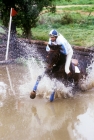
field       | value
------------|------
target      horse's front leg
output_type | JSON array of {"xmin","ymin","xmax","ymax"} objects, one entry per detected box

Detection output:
[
  {"xmin": 49, "ymin": 80, "xmax": 57, "ymax": 102},
  {"xmin": 50, "ymin": 90, "xmax": 55, "ymax": 102},
  {"xmin": 30, "ymin": 74, "xmax": 44, "ymax": 99}
]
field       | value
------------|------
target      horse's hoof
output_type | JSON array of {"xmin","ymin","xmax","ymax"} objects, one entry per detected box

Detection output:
[{"xmin": 30, "ymin": 91, "xmax": 36, "ymax": 99}]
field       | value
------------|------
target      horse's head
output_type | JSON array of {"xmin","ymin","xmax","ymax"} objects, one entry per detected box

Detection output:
[
  {"xmin": 46, "ymin": 45, "xmax": 61, "ymax": 69},
  {"xmin": 47, "ymin": 45, "xmax": 66, "ymax": 68}
]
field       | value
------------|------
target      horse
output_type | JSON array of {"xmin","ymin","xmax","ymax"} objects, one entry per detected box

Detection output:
[
  {"xmin": 46, "ymin": 45, "xmax": 81, "ymax": 82},
  {"xmin": 30, "ymin": 45, "xmax": 87, "ymax": 101}
]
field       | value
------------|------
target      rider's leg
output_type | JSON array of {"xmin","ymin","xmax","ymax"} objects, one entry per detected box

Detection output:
[{"xmin": 65, "ymin": 50, "xmax": 73, "ymax": 75}]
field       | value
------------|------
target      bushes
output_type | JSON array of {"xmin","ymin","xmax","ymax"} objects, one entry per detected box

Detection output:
[
  {"xmin": 38, "ymin": 12, "xmax": 84, "ymax": 26},
  {"xmin": 38, "ymin": 11, "xmax": 94, "ymax": 26},
  {"xmin": 61, "ymin": 12, "xmax": 84, "ymax": 24},
  {"xmin": 61, "ymin": 13, "xmax": 74, "ymax": 24}
]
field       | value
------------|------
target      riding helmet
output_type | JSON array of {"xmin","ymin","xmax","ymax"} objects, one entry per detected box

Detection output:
[{"xmin": 49, "ymin": 29, "xmax": 58, "ymax": 37}]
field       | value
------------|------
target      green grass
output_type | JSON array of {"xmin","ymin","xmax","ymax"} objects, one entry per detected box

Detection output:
[
  {"xmin": 15, "ymin": 7, "xmax": 94, "ymax": 47},
  {"xmin": 1, "ymin": 4, "xmax": 94, "ymax": 48},
  {"xmin": 57, "ymin": 5, "xmax": 94, "ymax": 12},
  {"xmin": 55, "ymin": 0, "xmax": 94, "ymax": 5},
  {"xmin": 31, "ymin": 11, "xmax": 94, "ymax": 47},
  {"xmin": 0, "ymin": 26, "xmax": 5, "ymax": 34},
  {"xmin": 32, "ymin": 24, "xmax": 94, "ymax": 47},
  {"xmin": 0, "ymin": 21, "xmax": 5, "ymax": 34}
]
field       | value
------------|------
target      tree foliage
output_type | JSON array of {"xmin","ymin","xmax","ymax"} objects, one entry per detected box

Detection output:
[{"xmin": 0, "ymin": 0, "xmax": 54, "ymax": 38}]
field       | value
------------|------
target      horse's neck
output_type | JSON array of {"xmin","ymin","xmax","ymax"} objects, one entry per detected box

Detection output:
[{"xmin": 60, "ymin": 53, "xmax": 66, "ymax": 64}]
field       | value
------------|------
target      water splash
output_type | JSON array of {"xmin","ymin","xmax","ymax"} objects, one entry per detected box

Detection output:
[
  {"xmin": 0, "ymin": 82, "xmax": 7, "ymax": 105},
  {"xmin": 80, "ymin": 57, "xmax": 94, "ymax": 91},
  {"xmin": 0, "ymin": 82, "xmax": 7, "ymax": 94},
  {"xmin": 19, "ymin": 58, "xmax": 73, "ymax": 100}
]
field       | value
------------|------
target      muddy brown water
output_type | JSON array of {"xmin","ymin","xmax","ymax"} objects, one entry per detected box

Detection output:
[{"xmin": 0, "ymin": 63, "xmax": 94, "ymax": 140}]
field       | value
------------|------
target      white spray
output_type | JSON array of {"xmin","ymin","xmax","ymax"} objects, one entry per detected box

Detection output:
[
  {"xmin": 80, "ymin": 57, "xmax": 94, "ymax": 91},
  {"xmin": 27, "ymin": 58, "xmax": 73, "ymax": 100}
]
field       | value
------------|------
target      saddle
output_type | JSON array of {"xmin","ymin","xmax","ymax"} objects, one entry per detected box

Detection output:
[
  {"xmin": 72, "ymin": 59, "xmax": 78, "ymax": 66},
  {"xmin": 71, "ymin": 59, "xmax": 80, "ymax": 73}
]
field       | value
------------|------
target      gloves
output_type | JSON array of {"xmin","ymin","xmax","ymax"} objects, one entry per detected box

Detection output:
[{"xmin": 46, "ymin": 45, "xmax": 50, "ymax": 52}]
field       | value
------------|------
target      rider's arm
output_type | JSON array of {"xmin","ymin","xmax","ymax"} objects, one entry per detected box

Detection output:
[
  {"xmin": 46, "ymin": 39, "xmax": 51, "ymax": 52},
  {"xmin": 46, "ymin": 45, "xmax": 50, "ymax": 52}
]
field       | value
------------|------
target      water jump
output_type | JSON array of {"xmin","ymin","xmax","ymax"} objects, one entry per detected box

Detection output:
[{"xmin": 30, "ymin": 45, "xmax": 88, "ymax": 101}]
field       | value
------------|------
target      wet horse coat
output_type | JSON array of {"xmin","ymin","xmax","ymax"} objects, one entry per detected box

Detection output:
[{"xmin": 46, "ymin": 45, "xmax": 82, "ymax": 84}]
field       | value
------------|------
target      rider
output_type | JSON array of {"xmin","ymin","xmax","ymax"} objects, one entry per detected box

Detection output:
[{"xmin": 46, "ymin": 29, "xmax": 73, "ymax": 75}]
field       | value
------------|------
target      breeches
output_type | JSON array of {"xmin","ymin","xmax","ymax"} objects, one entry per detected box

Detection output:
[{"xmin": 65, "ymin": 50, "xmax": 73, "ymax": 74}]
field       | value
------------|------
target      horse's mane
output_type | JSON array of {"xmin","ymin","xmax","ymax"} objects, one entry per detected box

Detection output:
[{"xmin": 48, "ymin": 44, "xmax": 61, "ymax": 51}]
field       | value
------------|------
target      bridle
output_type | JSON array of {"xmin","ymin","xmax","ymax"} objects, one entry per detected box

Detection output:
[{"xmin": 47, "ymin": 49, "xmax": 60, "ymax": 67}]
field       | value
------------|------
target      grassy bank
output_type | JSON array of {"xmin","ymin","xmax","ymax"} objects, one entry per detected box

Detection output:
[
  {"xmin": 55, "ymin": 0, "xmax": 94, "ymax": 5},
  {"xmin": 32, "ymin": 24, "xmax": 94, "ymax": 47},
  {"xmin": 30, "ymin": 6, "xmax": 94, "ymax": 47}
]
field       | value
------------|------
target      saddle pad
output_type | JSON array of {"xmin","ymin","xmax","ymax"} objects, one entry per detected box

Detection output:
[{"xmin": 75, "ymin": 66, "xmax": 80, "ymax": 73}]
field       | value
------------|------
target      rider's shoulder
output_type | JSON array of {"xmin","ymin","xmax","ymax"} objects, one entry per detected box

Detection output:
[
  {"xmin": 56, "ymin": 34, "xmax": 64, "ymax": 44},
  {"xmin": 58, "ymin": 33, "xmax": 66, "ymax": 41}
]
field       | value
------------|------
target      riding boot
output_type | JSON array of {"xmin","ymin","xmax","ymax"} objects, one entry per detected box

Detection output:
[
  {"xmin": 67, "ymin": 72, "xmax": 72, "ymax": 79},
  {"xmin": 66, "ymin": 72, "xmax": 74, "ymax": 85}
]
